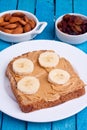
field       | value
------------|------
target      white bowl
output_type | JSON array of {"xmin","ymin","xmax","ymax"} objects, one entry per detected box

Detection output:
[
  {"xmin": 0, "ymin": 10, "xmax": 47, "ymax": 43},
  {"xmin": 55, "ymin": 13, "xmax": 87, "ymax": 44}
]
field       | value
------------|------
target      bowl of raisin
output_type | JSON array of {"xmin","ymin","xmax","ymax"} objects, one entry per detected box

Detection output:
[{"xmin": 55, "ymin": 13, "xmax": 87, "ymax": 44}]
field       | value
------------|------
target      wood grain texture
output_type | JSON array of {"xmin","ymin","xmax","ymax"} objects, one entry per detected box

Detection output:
[
  {"xmin": 55, "ymin": 0, "xmax": 72, "ymax": 18},
  {"xmin": 74, "ymin": 0, "xmax": 87, "ymax": 15},
  {"xmin": 0, "ymin": 0, "xmax": 17, "ymax": 12},
  {"xmin": 74, "ymin": 0, "xmax": 87, "ymax": 53},
  {"xmin": 77, "ymin": 108, "xmax": 87, "ymax": 130},
  {"xmin": 52, "ymin": 116, "xmax": 76, "ymax": 130},
  {"xmin": 35, "ymin": 0, "xmax": 55, "ymax": 40},
  {"xmin": 18, "ymin": 0, "xmax": 36, "ymax": 13},
  {"xmin": 27, "ymin": 122, "xmax": 51, "ymax": 130},
  {"xmin": 2, "ymin": 114, "xmax": 26, "ymax": 130},
  {"xmin": 0, "ymin": 40, "xmax": 10, "ymax": 51}
]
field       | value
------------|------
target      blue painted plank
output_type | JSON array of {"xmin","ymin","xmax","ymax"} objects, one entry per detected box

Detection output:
[
  {"xmin": 27, "ymin": 122, "xmax": 51, "ymax": 130},
  {"xmin": 55, "ymin": 0, "xmax": 72, "ymax": 18},
  {"xmin": 0, "ymin": 112, "xmax": 2, "ymax": 129},
  {"xmin": 74, "ymin": 0, "xmax": 87, "ymax": 53},
  {"xmin": 0, "ymin": 40, "xmax": 10, "ymax": 51},
  {"xmin": 74, "ymin": 0, "xmax": 87, "ymax": 15},
  {"xmin": 18, "ymin": 0, "xmax": 36, "ymax": 13},
  {"xmin": 35, "ymin": 0, "xmax": 55, "ymax": 40},
  {"xmin": 77, "ymin": 108, "xmax": 87, "ymax": 130},
  {"xmin": 2, "ymin": 114, "xmax": 26, "ymax": 130},
  {"xmin": 75, "ymin": 42, "xmax": 87, "ymax": 54},
  {"xmin": 52, "ymin": 116, "xmax": 76, "ymax": 130},
  {"xmin": 0, "ymin": 0, "xmax": 17, "ymax": 12}
]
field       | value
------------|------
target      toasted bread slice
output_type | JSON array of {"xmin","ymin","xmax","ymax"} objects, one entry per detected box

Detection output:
[{"xmin": 6, "ymin": 50, "xmax": 85, "ymax": 112}]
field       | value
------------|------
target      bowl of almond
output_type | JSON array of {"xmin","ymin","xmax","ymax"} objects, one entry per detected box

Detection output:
[
  {"xmin": 0, "ymin": 10, "xmax": 47, "ymax": 43},
  {"xmin": 55, "ymin": 13, "xmax": 87, "ymax": 44}
]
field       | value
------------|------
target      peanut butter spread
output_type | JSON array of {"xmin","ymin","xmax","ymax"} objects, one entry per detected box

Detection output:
[{"xmin": 9, "ymin": 50, "xmax": 85, "ymax": 105}]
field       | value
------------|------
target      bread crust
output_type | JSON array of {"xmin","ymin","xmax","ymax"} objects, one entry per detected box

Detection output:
[{"xmin": 6, "ymin": 50, "xmax": 85, "ymax": 113}]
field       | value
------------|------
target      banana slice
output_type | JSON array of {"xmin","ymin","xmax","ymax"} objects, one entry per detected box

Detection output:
[
  {"xmin": 12, "ymin": 58, "xmax": 34, "ymax": 75},
  {"xmin": 17, "ymin": 76, "xmax": 40, "ymax": 94},
  {"xmin": 48, "ymin": 69, "xmax": 70, "ymax": 85},
  {"xmin": 38, "ymin": 51, "xmax": 59, "ymax": 68}
]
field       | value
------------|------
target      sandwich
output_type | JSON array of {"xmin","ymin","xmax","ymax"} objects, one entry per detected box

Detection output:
[{"xmin": 6, "ymin": 50, "xmax": 85, "ymax": 112}]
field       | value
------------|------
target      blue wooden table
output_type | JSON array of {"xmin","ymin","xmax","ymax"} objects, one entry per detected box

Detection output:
[{"xmin": 0, "ymin": 0, "xmax": 87, "ymax": 130}]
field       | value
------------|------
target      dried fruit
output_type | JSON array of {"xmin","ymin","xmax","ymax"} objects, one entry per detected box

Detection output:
[
  {"xmin": 74, "ymin": 16, "xmax": 83, "ymax": 25},
  {"xmin": 57, "ymin": 14, "xmax": 87, "ymax": 35}
]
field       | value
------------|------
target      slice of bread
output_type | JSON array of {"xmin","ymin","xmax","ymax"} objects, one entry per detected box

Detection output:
[{"xmin": 6, "ymin": 50, "xmax": 85, "ymax": 113}]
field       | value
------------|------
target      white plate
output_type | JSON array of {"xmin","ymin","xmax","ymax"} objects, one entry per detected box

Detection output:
[{"xmin": 0, "ymin": 40, "xmax": 87, "ymax": 122}]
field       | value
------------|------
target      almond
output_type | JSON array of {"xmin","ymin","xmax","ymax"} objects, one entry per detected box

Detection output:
[
  {"xmin": 23, "ymin": 15, "xmax": 29, "ymax": 23},
  {"xmin": 12, "ymin": 12, "xmax": 25, "ymax": 17},
  {"xmin": 2, "ymin": 28, "xmax": 13, "ymax": 34},
  {"xmin": 10, "ymin": 17, "xmax": 26, "ymax": 25},
  {"xmin": 0, "ymin": 12, "xmax": 36, "ymax": 34},
  {"xmin": 0, "ymin": 22, "xmax": 9, "ymax": 27},
  {"xmin": 18, "ymin": 18, "xmax": 26, "ymax": 26},
  {"xmin": 0, "ymin": 17, "xmax": 4, "ymax": 23},
  {"xmin": 16, "ymin": 22, "xmax": 22, "ymax": 27},
  {"xmin": 12, "ymin": 26, "xmax": 23, "ymax": 34},
  {"xmin": 0, "ymin": 26, "xmax": 3, "ymax": 31},
  {"xmin": 23, "ymin": 23, "xmax": 31, "ymax": 32},
  {"xmin": 3, "ymin": 13, "xmax": 11, "ymax": 22},
  {"xmin": 9, "ymin": 17, "xmax": 20, "ymax": 23},
  {"xmin": 4, "ymin": 23, "xmax": 18, "ymax": 29},
  {"xmin": 28, "ymin": 19, "xmax": 36, "ymax": 29}
]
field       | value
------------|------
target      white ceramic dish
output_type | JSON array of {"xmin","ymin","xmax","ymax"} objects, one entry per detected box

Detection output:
[
  {"xmin": 55, "ymin": 13, "xmax": 87, "ymax": 44},
  {"xmin": 0, "ymin": 40, "xmax": 87, "ymax": 122},
  {"xmin": 0, "ymin": 10, "xmax": 47, "ymax": 43}
]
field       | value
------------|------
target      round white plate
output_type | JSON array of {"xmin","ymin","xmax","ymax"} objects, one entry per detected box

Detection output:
[{"xmin": 0, "ymin": 40, "xmax": 87, "ymax": 122}]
